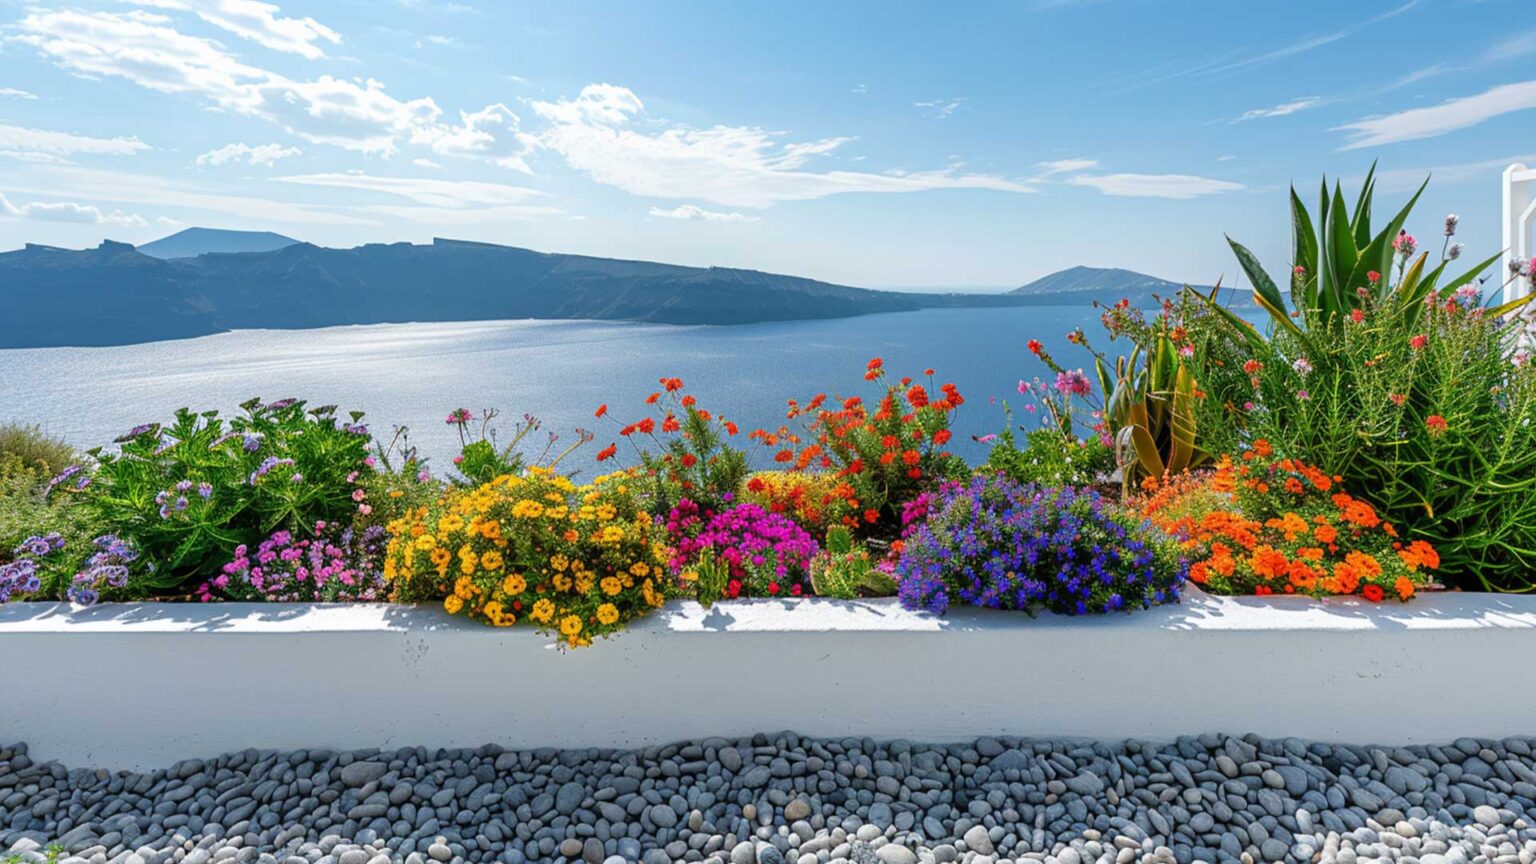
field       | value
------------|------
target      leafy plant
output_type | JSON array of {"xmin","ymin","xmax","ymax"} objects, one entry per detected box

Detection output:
[
  {"xmin": 809, "ymin": 525, "xmax": 896, "ymax": 599},
  {"xmin": 67, "ymin": 398, "xmax": 372, "ymax": 589},
  {"xmin": 982, "ymin": 421, "xmax": 1114, "ymax": 489},
  {"xmin": 445, "ymin": 407, "xmax": 592, "ymax": 487}
]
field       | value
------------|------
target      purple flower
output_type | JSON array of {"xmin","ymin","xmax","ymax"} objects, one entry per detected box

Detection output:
[
  {"xmin": 249, "ymin": 457, "xmax": 296, "ymax": 485},
  {"xmin": 242, "ymin": 432, "xmax": 264, "ymax": 452}
]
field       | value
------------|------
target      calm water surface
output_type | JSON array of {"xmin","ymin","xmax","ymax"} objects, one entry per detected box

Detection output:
[{"xmin": 0, "ymin": 307, "xmax": 1111, "ymax": 472}]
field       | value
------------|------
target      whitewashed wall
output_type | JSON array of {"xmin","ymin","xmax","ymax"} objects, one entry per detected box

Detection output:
[{"xmin": 3, "ymin": 590, "xmax": 1536, "ymax": 771}]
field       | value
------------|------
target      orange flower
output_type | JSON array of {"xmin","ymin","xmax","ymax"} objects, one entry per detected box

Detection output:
[
  {"xmin": 595, "ymin": 443, "xmax": 617, "ymax": 462},
  {"xmin": 1252, "ymin": 439, "xmax": 1273, "ymax": 458},
  {"xmin": 1396, "ymin": 539, "xmax": 1439, "ymax": 571},
  {"xmin": 662, "ymin": 414, "xmax": 681, "ymax": 433},
  {"xmin": 1265, "ymin": 512, "xmax": 1309, "ymax": 541},
  {"xmin": 724, "ymin": 421, "xmax": 739, "ymax": 436},
  {"xmin": 1394, "ymin": 576, "xmax": 1416, "ymax": 601},
  {"xmin": 1287, "ymin": 560, "xmax": 1319, "ymax": 591},
  {"xmin": 1312, "ymin": 523, "xmax": 1338, "ymax": 545},
  {"xmin": 645, "ymin": 392, "xmax": 661, "ymax": 405},
  {"xmin": 594, "ymin": 403, "xmax": 608, "ymax": 418},
  {"xmin": 1250, "ymin": 545, "xmax": 1290, "ymax": 580},
  {"xmin": 662, "ymin": 377, "xmax": 684, "ymax": 391},
  {"xmin": 636, "ymin": 417, "xmax": 656, "ymax": 435}
]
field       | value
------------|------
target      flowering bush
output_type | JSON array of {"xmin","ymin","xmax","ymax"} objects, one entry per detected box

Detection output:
[
  {"xmin": 383, "ymin": 468, "xmax": 669, "ymax": 646},
  {"xmin": 740, "ymin": 471, "xmax": 853, "ymax": 540},
  {"xmin": 896, "ymin": 473, "xmax": 1185, "ymax": 616},
  {"xmin": 59, "ymin": 399, "xmax": 372, "ymax": 590},
  {"xmin": 596, "ymin": 378, "xmax": 748, "ymax": 516},
  {"xmin": 753, "ymin": 359, "xmax": 968, "ymax": 540},
  {"xmin": 199, "ymin": 521, "xmax": 387, "ymax": 602},
  {"xmin": 664, "ymin": 499, "xmax": 817, "ymax": 601},
  {"xmin": 1, "ymin": 532, "xmax": 139, "ymax": 606},
  {"xmin": 1134, "ymin": 442, "xmax": 1438, "ymax": 601}
]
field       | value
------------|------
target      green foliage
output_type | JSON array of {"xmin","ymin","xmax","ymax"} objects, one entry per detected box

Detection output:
[
  {"xmin": 604, "ymin": 382, "xmax": 749, "ymax": 516},
  {"xmin": 72, "ymin": 398, "xmax": 372, "ymax": 589},
  {"xmin": 1193, "ymin": 171, "xmax": 1536, "ymax": 591},
  {"xmin": 1222, "ymin": 164, "xmax": 1508, "ymax": 349},
  {"xmin": 0, "ymin": 423, "xmax": 78, "ymax": 475},
  {"xmin": 983, "ymin": 423, "xmax": 1113, "ymax": 488},
  {"xmin": 809, "ymin": 525, "xmax": 896, "ymax": 599},
  {"xmin": 688, "ymin": 548, "xmax": 733, "ymax": 608},
  {"xmin": 0, "ymin": 456, "xmax": 106, "ymax": 599}
]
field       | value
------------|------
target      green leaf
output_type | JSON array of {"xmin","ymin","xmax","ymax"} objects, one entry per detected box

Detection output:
[
  {"xmin": 1227, "ymin": 236, "xmax": 1301, "ymax": 338},
  {"xmin": 1326, "ymin": 184, "xmax": 1358, "ymax": 317},
  {"xmin": 1351, "ymin": 160, "xmax": 1377, "ymax": 247}
]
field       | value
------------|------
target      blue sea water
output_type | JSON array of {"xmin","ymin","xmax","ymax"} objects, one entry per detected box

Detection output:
[{"xmin": 0, "ymin": 306, "xmax": 1118, "ymax": 473}]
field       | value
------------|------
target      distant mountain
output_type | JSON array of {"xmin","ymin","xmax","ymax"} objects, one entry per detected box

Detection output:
[
  {"xmin": 0, "ymin": 238, "xmax": 1257, "ymax": 349},
  {"xmin": 1010, "ymin": 264, "xmax": 1262, "ymax": 310},
  {"xmin": 136, "ymin": 227, "xmax": 299, "ymax": 260}
]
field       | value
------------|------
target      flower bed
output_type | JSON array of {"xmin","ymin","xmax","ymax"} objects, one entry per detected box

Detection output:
[{"xmin": 3, "ymin": 167, "xmax": 1534, "ymax": 653}]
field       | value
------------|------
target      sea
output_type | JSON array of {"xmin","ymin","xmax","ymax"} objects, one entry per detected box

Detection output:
[{"xmin": 0, "ymin": 306, "xmax": 1122, "ymax": 474}]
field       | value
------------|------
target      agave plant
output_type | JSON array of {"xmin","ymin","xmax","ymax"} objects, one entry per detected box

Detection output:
[
  {"xmin": 1095, "ymin": 320, "xmax": 1204, "ymax": 490},
  {"xmin": 1221, "ymin": 165, "xmax": 1510, "ymax": 349}
]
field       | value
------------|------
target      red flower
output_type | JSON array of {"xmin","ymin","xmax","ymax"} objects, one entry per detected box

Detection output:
[
  {"xmin": 746, "ymin": 477, "xmax": 765, "ymax": 493},
  {"xmin": 1350, "ymin": 309, "xmax": 1364, "ymax": 323},
  {"xmin": 662, "ymin": 377, "xmax": 684, "ymax": 391},
  {"xmin": 681, "ymin": 395, "xmax": 696, "ymax": 407},
  {"xmin": 594, "ymin": 403, "xmax": 609, "ymax": 418},
  {"xmin": 681, "ymin": 453, "xmax": 697, "ymax": 468},
  {"xmin": 645, "ymin": 392, "xmax": 661, "ymax": 405},
  {"xmin": 596, "ymin": 443, "xmax": 618, "ymax": 462},
  {"xmin": 863, "ymin": 509, "xmax": 879, "ymax": 524},
  {"xmin": 1361, "ymin": 584, "xmax": 1385, "ymax": 602},
  {"xmin": 724, "ymin": 421, "xmax": 739, "ymax": 436},
  {"xmin": 775, "ymin": 449, "xmax": 794, "ymax": 463},
  {"xmin": 907, "ymin": 468, "xmax": 921, "ymax": 479},
  {"xmin": 1367, "ymin": 271, "xmax": 1381, "ymax": 284},
  {"xmin": 662, "ymin": 413, "xmax": 681, "ymax": 433},
  {"xmin": 636, "ymin": 417, "xmax": 656, "ymax": 434},
  {"xmin": 932, "ymin": 429, "xmax": 952, "ymax": 446},
  {"xmin": 906, "ymin": 385, "xmax": 929, "ymax": 408},
  {"xmin": 923, "ymin": 367, "xmax": 935, "ymax": 376},
  {"xmin": 1027, "ymin": 339, "xmax": 1043, "ymax": 355},
  {"xmin": 1426, "ymin": 414, "xmax": 1448, "ymax": 435},
  {"xmin": 1410, "ymin": 334, "xmax": 1428, "ymax": 351}
]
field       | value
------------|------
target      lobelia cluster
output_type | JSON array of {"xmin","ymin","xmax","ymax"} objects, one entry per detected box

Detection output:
[
  {"xmin": 0, "ymin": 533, "xmax": 63, "ymax": 602},
  {"xmin": 200, "ymin": 521, "xmax": 387, "ymax": 602},
  {"xmin": 664, "ymin": 499, "xmax": 819, "ymax": 598},
  {"xmin": 895, "ymin": 473, "xmax": 1186, "ymax": 616},
  {"xmin": 1, "ymin": 533, "xmax": 138, "ymax": 606}
]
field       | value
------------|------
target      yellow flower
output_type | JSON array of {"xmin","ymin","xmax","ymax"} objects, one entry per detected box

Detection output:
[
  {"xmin": 501, "ymin": 573, "xmax": 527, "ymax": 595},
  {"xmin": 559, "ymin": 615, "xmax": 583, "ymax": 636},
  {"xmin": 414, "ymin": 534, "xmax": 437, "ymax": 551},
  {"xmin": 550, "ymin": 553, "xmax": 569, "ymax": 572},
  {"xmin": 437, "ymin": 514, "xmax": 464, "ymax": 534},
  {"xmin": 596, "ymin": 603, "xmax": 619, "ymax": 625},
  {"xmin": 597, "ymin": 504, "xmax": 618, "ymax": 522},
  {"xmin": 629, "ymin": 561, "xmax": 650, "ymax": 577},
  {"xmin": 481, "ymin": 549, "xmax": 504, "ymax": 571},
  {"xmin": 511, "ymin": 500, "xmax": 545, "ymax": 519},
  {"xmin": 600, "ymin": 525, "xmax": 625, "ymax": 544},
  {"xmin": 531, "ymin": 598, "xmax": 555, "ymax": 623},
  {"xmin": 574, "ymin": 573, "xmax": 594, "ymax": 594},
  {"xmin": 600, "ymin": 576, "xmax": 623, "ymax": 597},
  {"xmin": 483, "ymin": 600, "xmax": 505, "ymax": 624},
  {"xmin": 443, "ymin": 595, "xmax": 463, "ymax": 614},
  {"xmin": 679, "ymin": 570, "xmax": 698, "ymax": 584},
  {"xmin": 454, "ymin": 576, "xmax": 476, "ymax": 599},
  {"xmin": 552, "ymin": 573, "xmax": 573, "ymax": 592}
]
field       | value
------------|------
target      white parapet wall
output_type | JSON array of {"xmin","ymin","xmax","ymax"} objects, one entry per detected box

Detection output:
[{"xmin": 4, "ymin": 589, "xmax": 1536, "ymax": 771}]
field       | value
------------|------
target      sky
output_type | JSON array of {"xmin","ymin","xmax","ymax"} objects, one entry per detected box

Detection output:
[{"xmin": 0, "ymin": 0, "xmax": 1533, "ymax": 289}]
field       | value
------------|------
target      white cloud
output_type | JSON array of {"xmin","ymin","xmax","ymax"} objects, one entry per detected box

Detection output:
[
  {"xmin": 0, "ymin": 192, "xmax": 147, "ymax": 226},
  {"xmin": 1336, "ymin": 80, "xmax": 1536, "ymax": 149},
  {"xmin": 126, "ymin": 0, "xmax": 341, "ymax": 59},
  {"xmin": 15, "ymin": 8, "xmax": 533, "ymax": 165},
  {"xmin": 1233, "ymin": 96, "xmax": 1324, "ymax": 122},
  {"xmin": 1484, "ymin": 29, "xmax": 1536, "ymax": 64},
  {"xmin": 648, "ymin": 204, "xmax": 759, "ymax": 223},
  {"xmin": 0, "ymin": 88, "xmax": 37, "ymax": 100},
  {"xmin": 272, "ymin": 172, "xmax": 547, "ymax": 208},
  {"xmin": 1217, "ymin": 154, "xmax": 1238, "ymax": 161},
  {"xmin": 529, "ymin": 83, "xmax": 1033, "ymax": 208},
  {"xmin": 1033, "ymin": 158, "xmax": 1098, "ymax": 179},
  {"xmin": 914, "ymin": 97, "xmax": 965, "ymax": 118},
  {"xmin": 851, "ymin": 83, "xmax": 867, "ymax": 94},
  {"xmin": 1066, "ymin": 173, "xmax": 1244, "ymax": 199},
  {"xmin": 0, "ymin": 123, "xmax": 149, "ymax": 162},
  {"xmin": 412, "ymin": 157, "xmax": 441, "ymax": 168},
  {"xmin": 196, "ymin": 142, "xmax": 301, "ymax": 167}
]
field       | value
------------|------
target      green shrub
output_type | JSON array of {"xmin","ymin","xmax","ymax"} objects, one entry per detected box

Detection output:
[
  {"xmin": 0, "ymin": 456, "xmax": 118, "ymax": 601},
  {"xmin": 0, "ymin": 424, "xmax": 78, "ymax": 475},
  {"xmin": 983, "ymin": 425, "xmax": 1113, "ymax": 489},
  {"xmin": 68, "ymin": 398, "xmax": 372, "ymax": 590}
]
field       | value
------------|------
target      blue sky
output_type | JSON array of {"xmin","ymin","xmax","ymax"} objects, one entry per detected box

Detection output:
[{"xmin": 0, "ymin": 0, "xmax": 1533, "ymax": 288}]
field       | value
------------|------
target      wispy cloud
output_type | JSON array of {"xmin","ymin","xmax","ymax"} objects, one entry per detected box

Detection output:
[
  {"xmin": 529, "ymin": 84, "xmax": 1032, "ymax": 208},
  {"xmin": 0, "ymin": 192, "xmax": 146, "ymax": 226},
  {"xmin": 0, "ymin": 87, "xmax": 37, "ymax": 100},
  {"xmin": 125, "ymin": 0, "xmax": 342, "ymax": 59},
  {"xmin": 196, "ymin": 142, "xmax": 302, "ymax": 167},
  {"xmin": 0, "ymin": 123, "xmax": 149, "ymax": 163},
  {"xmin": 1032, "ymin": 158, "xmax": 1098, "ymax": 179},
  {"xmin": 1336, "ymin": 79, "xmax": 1536, "ymax": 149},
  {"xmin": 272, "ymin": 172, "xmax": 547, "ymax": 208},
  {"xmin": 914, "ymin": 97, "xmax": 966, "ymax": 119},
  {"xmin": 1232, "ymin": 96, "xmax": 1325, "ymax": 123},
  {"xmin": 1066, "ymin": 173, "xmax": 1244, "ymax": 199},
  {"xmin": 15, "ymin": 7, "xmax": 534, "ymax": 166},
  {"xmin": 648, "ymin": 204, "xmax": 759, "ymax": 223},
  {"xmin": 851, "ymin": 83, "xmax": 867, "ymax": 94}
]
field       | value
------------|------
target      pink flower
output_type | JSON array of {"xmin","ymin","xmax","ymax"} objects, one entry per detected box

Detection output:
[
  {"xmin": 1426, "ymin": 415, "xmax": 1448, "ymax": 435},
  {"xmin": 1393, "ymin": 231, "xmax": 1417, "ymax": 258},
  {"xmin": 1017, "ymin": 380, "xmax": 1031, "ymax": 395},
  {"xmin": 1367, "ymin": 270, "xmax": 1381, "ymax": 284},
  {"xmin": 351, "ymin": 488, "xmax": 366, "ymax": 502},
  {"xmin": 976, "ymin": 434, "xmax": 997, "ymax": 444},
  {"xmin": 1054, "ymin": 370, "xmax": 1092, "ymax": 397},
  {"xmin": 358, "ymin": 504, "xmax": 372, "ymax": 515},
  {"xmin": 1296, "ymin": 390, "xmax": 1309, "ymax": 401},
  {"xmin": 1178, "ymin": 344, "xmax": 1195, "ymax": 358}
]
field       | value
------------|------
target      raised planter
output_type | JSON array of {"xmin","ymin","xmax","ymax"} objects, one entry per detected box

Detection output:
[{"xmin": 4, "ymin": 588, "xmax": 1536, "ymax": 770}]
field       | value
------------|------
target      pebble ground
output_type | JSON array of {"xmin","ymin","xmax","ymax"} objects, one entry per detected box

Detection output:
[{"xmin": 5, "ymin": 734, "xmax": 1536, "ymax": 864}]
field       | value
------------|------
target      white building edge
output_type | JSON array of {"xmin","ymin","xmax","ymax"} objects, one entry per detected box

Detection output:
[{"xmin": 1504, "ymin": 163, "xmax": 1535, "ymax": 305}]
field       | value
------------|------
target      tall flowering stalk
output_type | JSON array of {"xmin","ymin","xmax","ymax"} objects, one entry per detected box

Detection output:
[{"xmin": 594, "ymin": 378, "xmax": 748, "ymax": 516}]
